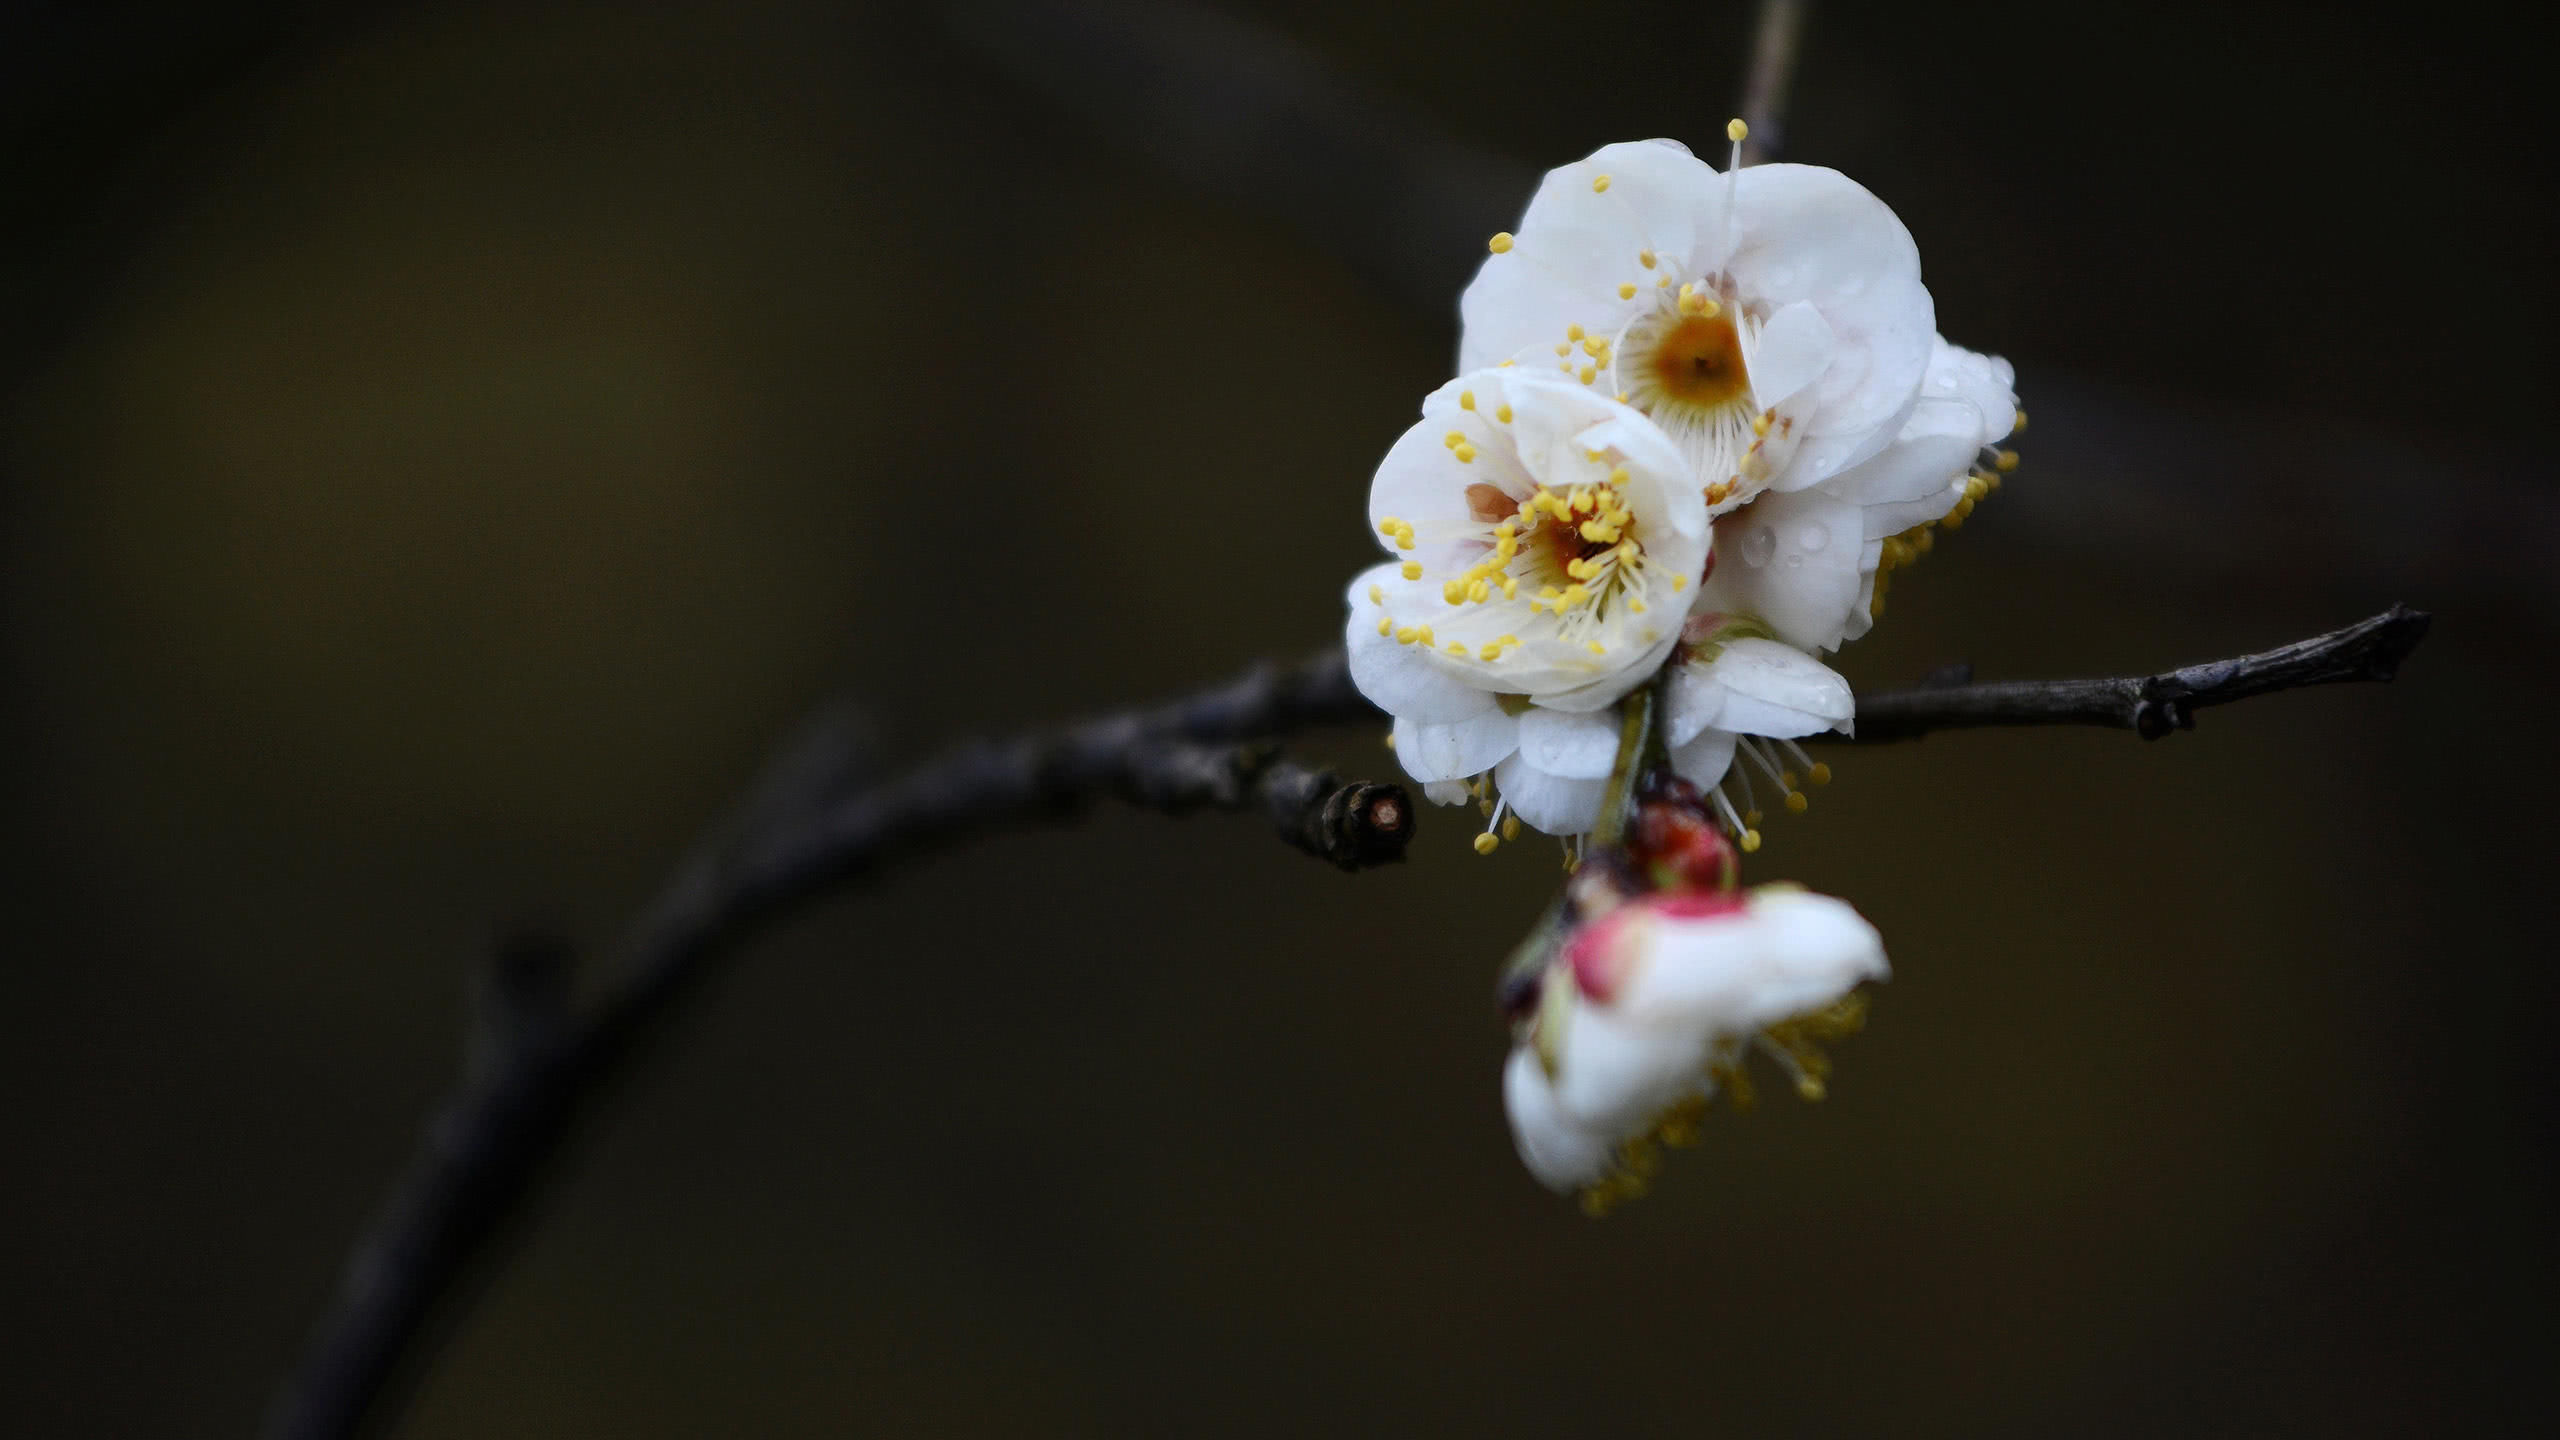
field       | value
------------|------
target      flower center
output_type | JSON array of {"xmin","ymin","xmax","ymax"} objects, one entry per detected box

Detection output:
[{"xmin": 1646, "ymin": 312, "xmax": 1749, "ymax": 408}]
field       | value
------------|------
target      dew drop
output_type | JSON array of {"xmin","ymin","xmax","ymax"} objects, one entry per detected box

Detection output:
[
  {"xmin": 1741, "ymin": 526, "xmax": 1777, "ymax": 568},
  {"xmin": 1783, "ymin": 553, "xmax": 1804, "ymax": 569},
  {"xmin": 1797, "ymin": 521, "xmax": 1830, "ymax": 553}
]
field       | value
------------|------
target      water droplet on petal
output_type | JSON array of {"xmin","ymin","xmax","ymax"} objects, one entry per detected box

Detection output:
[
  {"xmin": 1741, "ymin": 526, "xmax": 1777, "ymax": 567},
  {"xmin": 1797, "ymin": 522, "xmax": 1830, "ymax": 553},
  {"xmin": 1783, "ymin": 553, "xmax": 1804, "ymax": 569}
]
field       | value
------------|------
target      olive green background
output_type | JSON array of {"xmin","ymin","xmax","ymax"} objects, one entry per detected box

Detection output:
[{"xmin": 4, "ymin": 2, "xmax": 2552, "ymax": 1435}]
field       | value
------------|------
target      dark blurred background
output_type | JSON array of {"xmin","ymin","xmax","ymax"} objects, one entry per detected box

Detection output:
[{"xmin": 4, "ymin": 1, "xmax": 2554, "ymax": 1435}]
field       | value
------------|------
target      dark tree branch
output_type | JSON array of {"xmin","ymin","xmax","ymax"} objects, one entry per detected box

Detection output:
[
  {"xmin": 1737, "ymin": 0, "xmax": 1811, "ymax": 165},
  {"xmin": 1838, "ymin": 604, "xmax": 2432, "ymax": 743},
  {"xmin": 266, "ymin": 696, "xmax": 1406, "ymax": 1440}
]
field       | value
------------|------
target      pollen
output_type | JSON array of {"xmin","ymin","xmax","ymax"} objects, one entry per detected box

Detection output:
[
  {"xmin": 1473, "ymin": 831, "xmax": 1501, "ymax": 855},
  {"xmin": 1618, "ymin": 282, "xmax": 1637, "ymax": 299},
  {"xmin": 1458, "ymin": 390, "xmax": 1475, "ymax": 410},
  {"xmin": 1638, "ymin": 249, "xmax": 1657, "ymax": 269},
  {"xmin": 1400, "ymin": 560, "xmax": 1422, "ymax": 580},
  {"xmin": 1488, "ymin": 231, "xmax": 1515, "ymax": 254},
  {"xmin": 1495, "ymin": 404, "xmax": 1513, "ymax": 423},
  {"xmin": 1591, "ymin": 173, "xmax": 1612, "ymax": 193},
  {"xmin": 1455, "ymin": 442, "xmax": 1479, "ymax": 463},
  {"xmin": 1726, "ymin": 117, "xmax": 1749, "ymax": 143},
  {"xmin": 1993, "ymin": 448, "xmax": 2020, "ymax": 472}
]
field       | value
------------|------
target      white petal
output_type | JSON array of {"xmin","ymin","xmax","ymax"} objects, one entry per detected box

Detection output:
[
  {"xmin": 1516, "ymin": 705, "xmax": 1624, "ymax": 779},
  {"xmin": 1926, "ymin": 337, "xmax": 2019, "ymax": 449},
  {"xmin": 1503, "ymin": 1046, "xmax": 1618, "ymax": 1191},
  {"xmin": 1551, "ymin": 1000, "xmax": 1709, "ymax": 1135},
  {"xmin": 1459, "ymin": 140, "xmax": 1717, "ymax": 374},
  {"xmin": 1344, "ymin": 566, "xmax": 1497, "ymax": 725},
  {"xmin": 1747, "ymin": 299, "xmax": 1837, "ymax": 410},
  {"xmin": 1695, "ymin": 489, "xmax": 1867, "ymax": 653},
  {"xmin": 1694, "ymin": 637, "xmax": 1853, "ymax": 737},
  {"xmin": 1533, "ymin": 627, "xmax": 1684, "ymax": 712},
  {"xmin": 1496, "ymin": 749, "xmax": 1610, "ymax": 836},
  {"xmin": 1392, "ymin": 709, "xmax": 1519, "ymax": 783},
  {"xmin": 1670, "ymin": 727, "xmax": 1738, "ymax": 788},
  {"xmin": 1618, "ymin": 888, "xmax": 1887, "ymax": 1036},
  {"xmin": 1716, "ymin": 165, "xmax": 1935, "ymax": 481},
  {"xmin": 1423, "ymin": 779, "xmax": 1471, "ymax": 807},
  {"xmin": 1820, "ymin": 397, "xmax": 1981, "ymax": 514}
]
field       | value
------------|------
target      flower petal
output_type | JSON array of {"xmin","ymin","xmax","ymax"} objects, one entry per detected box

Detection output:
[
  {"xmin": 1619, "ymin": 887, "xmax": 1888, "ymax": 1036},
  {"xmin": 1695, "ymin": 488, "xmax": 1867, "ymax": 653},
  {"xmin": 1504, "ymin": 1046, "xmax": 1619, "ymax": 1191},
  {"xmin": 1392, "ymin": 708, "xmax": 1520, "ymax": 783},
  {"xmin": 1694, "ymin": 636, "xmax": 1853, "ymax": 737},
  {"xmin": 1344, "ymin": 565, "xmax": 1499, "ymax": 725},
  {"xmin": 1747, "ymin": 299, "xmax": 1837, "ymax": 411},
  {"xmin": 1715, "ymin": 164, "xmax": 1935, "ymax": 482},
  {"xmin": 1496, "ymin": 749, "xmax": 1610, "ymax": 835},
  {"xmin": 1670, "ymin": 727, "xmax": 1738, "ymax": 788},
  {"xmin": 1516, "ymin": 705, "xmax": 1623, "ymax": 779},
  {"xmin": 1459, "ymin": 140, "xmax": 1718, "ymax": 374}
]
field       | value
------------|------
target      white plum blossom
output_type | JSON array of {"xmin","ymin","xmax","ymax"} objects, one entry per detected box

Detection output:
[
  {"xmin": 1348, "ymin": 368, "xmax": 1708, "ymax": 843},
  {"xmin": 1461, "ymin": 131, "xmax": 1936, "ymax": 514},
  {"xmin": 1460, "ymin": 129, "xmax": 2022, "ymax": 656},
  {"xmin": 1658, "ymin": 614, "xmax": 1853, "ymax": 845},
  {"xmin": 1698, "ymin": 336, "xmax": 2023, "ymax": 653},
  {"xmin": 1503, "ymin": 885, "xmax": 1886, "ymax": 1210}
]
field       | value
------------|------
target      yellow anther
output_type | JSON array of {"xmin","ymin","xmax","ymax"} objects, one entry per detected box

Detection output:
[
  {"xmin": 1739, "ymin": 828, "xmax": 1763, "ymax": 853},
  {"xmin": 1781, "ymin": 770, "xmax": 1800, "ymax": 790},
  {"xmin": 1499, "ymin": 577, "xmax": 1517, "ymax": 599},
  {"xmin": 1752, "ymin": 412, "xmax": 1773, "ymax": 437},
  {"xmin": 1639, "ymin": 249, "xmax": 1657, "ymax": 268},
  {"xmin": 1592, "ymin": 173, "xmax": 1612, "ymax": 193},
  {"xmin": 1726, "ymin": 117, "xmax": 1749, "ymax": 142},
  {"xmin": 1442, "ymin": 580, "xmax": 1465, "ymax": 605},
  {"xmin": 1396, "ymin": 532, "xmax": 1415, "ymax": 550},
  {"xmin": 1785, "ymin": 791, "xmax": 1810, "ymax": 814},
  {"xmin": 1502, "ymin": 815, "xmax": 1520, "ymax": 840},
  {"xmin": 1446, "ymin": 641, "xmax": 1469, "ymax": 657},
  {"xmin": 1994, "ymin": 448, "xmax": 2020, "ymax": 472},
  {"xmin": 2012, "ymin": 408, "xmax": 2028, "ymax": 433},
  {"xmin": 1468, "ymin": 578, "xmax": 1491, "ymax": 603},
  {"xmin": 1963, "ymin": 475, "xmax": 1989, "ymax": 501},
  {"xmin": 1377, "ymin": 515, "xmax": 1401, "ymax": 535},
  {"xmin": 1579, "ymin": 521, "xmax": 1607, "ymax": 543},
  {"xmin": 1794, "ymin": 1074, "xmax": 1827, "ymax": 1102},
  {"xmin": 1479, "ymin": 642, "xmax": 1503, "ymax": 661},
  {"xmin": 1627, "ymin": 597, "xmax": 1647, "ymax": 614},
  {"xmin": 1367, "ymin": 584, "xmax": 1382, "ymax": 604},
  {"xmin": 1381, "ymin": 729, "xmax": 1395, "ymax": 750},
  {"xmin": 1562, "ymin": 583, "xmax": 1590, "ymax": 608},
  {"xmin": 1607, "ymin": 466, "xmax": 1629, "ymax": 486},
  {"xmin": 1571, "ymin": 488, "xmax": 1596, "ymax": 513},
  {"xmin": 1458, "ymin": 390, "xmax": 1476, "ymax": 410},
  {"xmin": 1488, "ymin": 231, "xmax": 1514, "ymax": 254},
  {"xmin": 1618, "ymin": 282, "xmax": 1636, "ymax": 299},
  {"xmin": 1393, "ymin": 625, "xmax": 1418, "ymax": 644},
  {"xmin": 1376, "ymin": 617, "xmax": 1392, "ymax": 636},
  {"xmin": 1494, "ymin": 404, "xmax": 1513, "ymax": 423},
  {"xmin": 1400, "ymin": 560, "xmax": 1422, "ymax": 580},
  {"xmin": 1939, "ymin": 507, "xmax": 1965, "ymax": 531},
  {"xmin": 1497, "ymin": 633, "xmax": 1520, "ymax": 648},
  {"xmin": 1808, "ymin": 762, "xmax": 1833, "ymax": 786},
  {"xmin": 1444, "ymin": 430, "xmax": 1465, "ymax": 449},
  {"xmin": 1670, "ymin": 573, "xmax": 1687, "ymax": 592},
  {"xmin": 1566, "ymin": 323, "xmax": 1585, "ymax": 341},
  {"xmin": 1745, "ymin": 809, "xmax": 1764, "ymax": 825},
  {"xmin": 1577, "ymin": 365, "xmax": 1596, "ymax": 384},
  {"xmin": 1414, "ymin": 625, "xmax": 1434, "ymax": 647},
  {"xmin": 1493, "ymin": 519, "xmax": 1516, "ymax": 539},
  {"xmin": 1587, "ymin": 641, "xmax": 1606, "ymax": 655},
  {"xmin": 1554, "ymin": 343, "xmax": 1571, "ymax": 357},
  {"xmin": 1472, "ymin": 831, "xmax": 1500, "ymax": 855},
  {"xmin": 1582, "ymin": 337, "xmax": 1607, "ymax": 357},
  {"xmin": 1455, "ymin": 443, "xmax": 1479, "ymax": 463}
]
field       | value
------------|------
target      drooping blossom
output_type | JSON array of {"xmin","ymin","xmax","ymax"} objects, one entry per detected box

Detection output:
[{"xmin": 1503, "ymin": 879, "xmax": 1887, "ymax": 1212}]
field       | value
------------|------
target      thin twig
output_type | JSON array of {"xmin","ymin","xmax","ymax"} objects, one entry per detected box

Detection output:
[
  {"xmin": 266, "ymin": 707, "xmax": 1405, "ymax": 1440},
  {"xmin": 1837, "ymin": 604, "xmax": 2433, "ymax": 743},
  {"xmin": 1737, "ymin": 0, "xmax": 1810, "ymax": 165}
]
